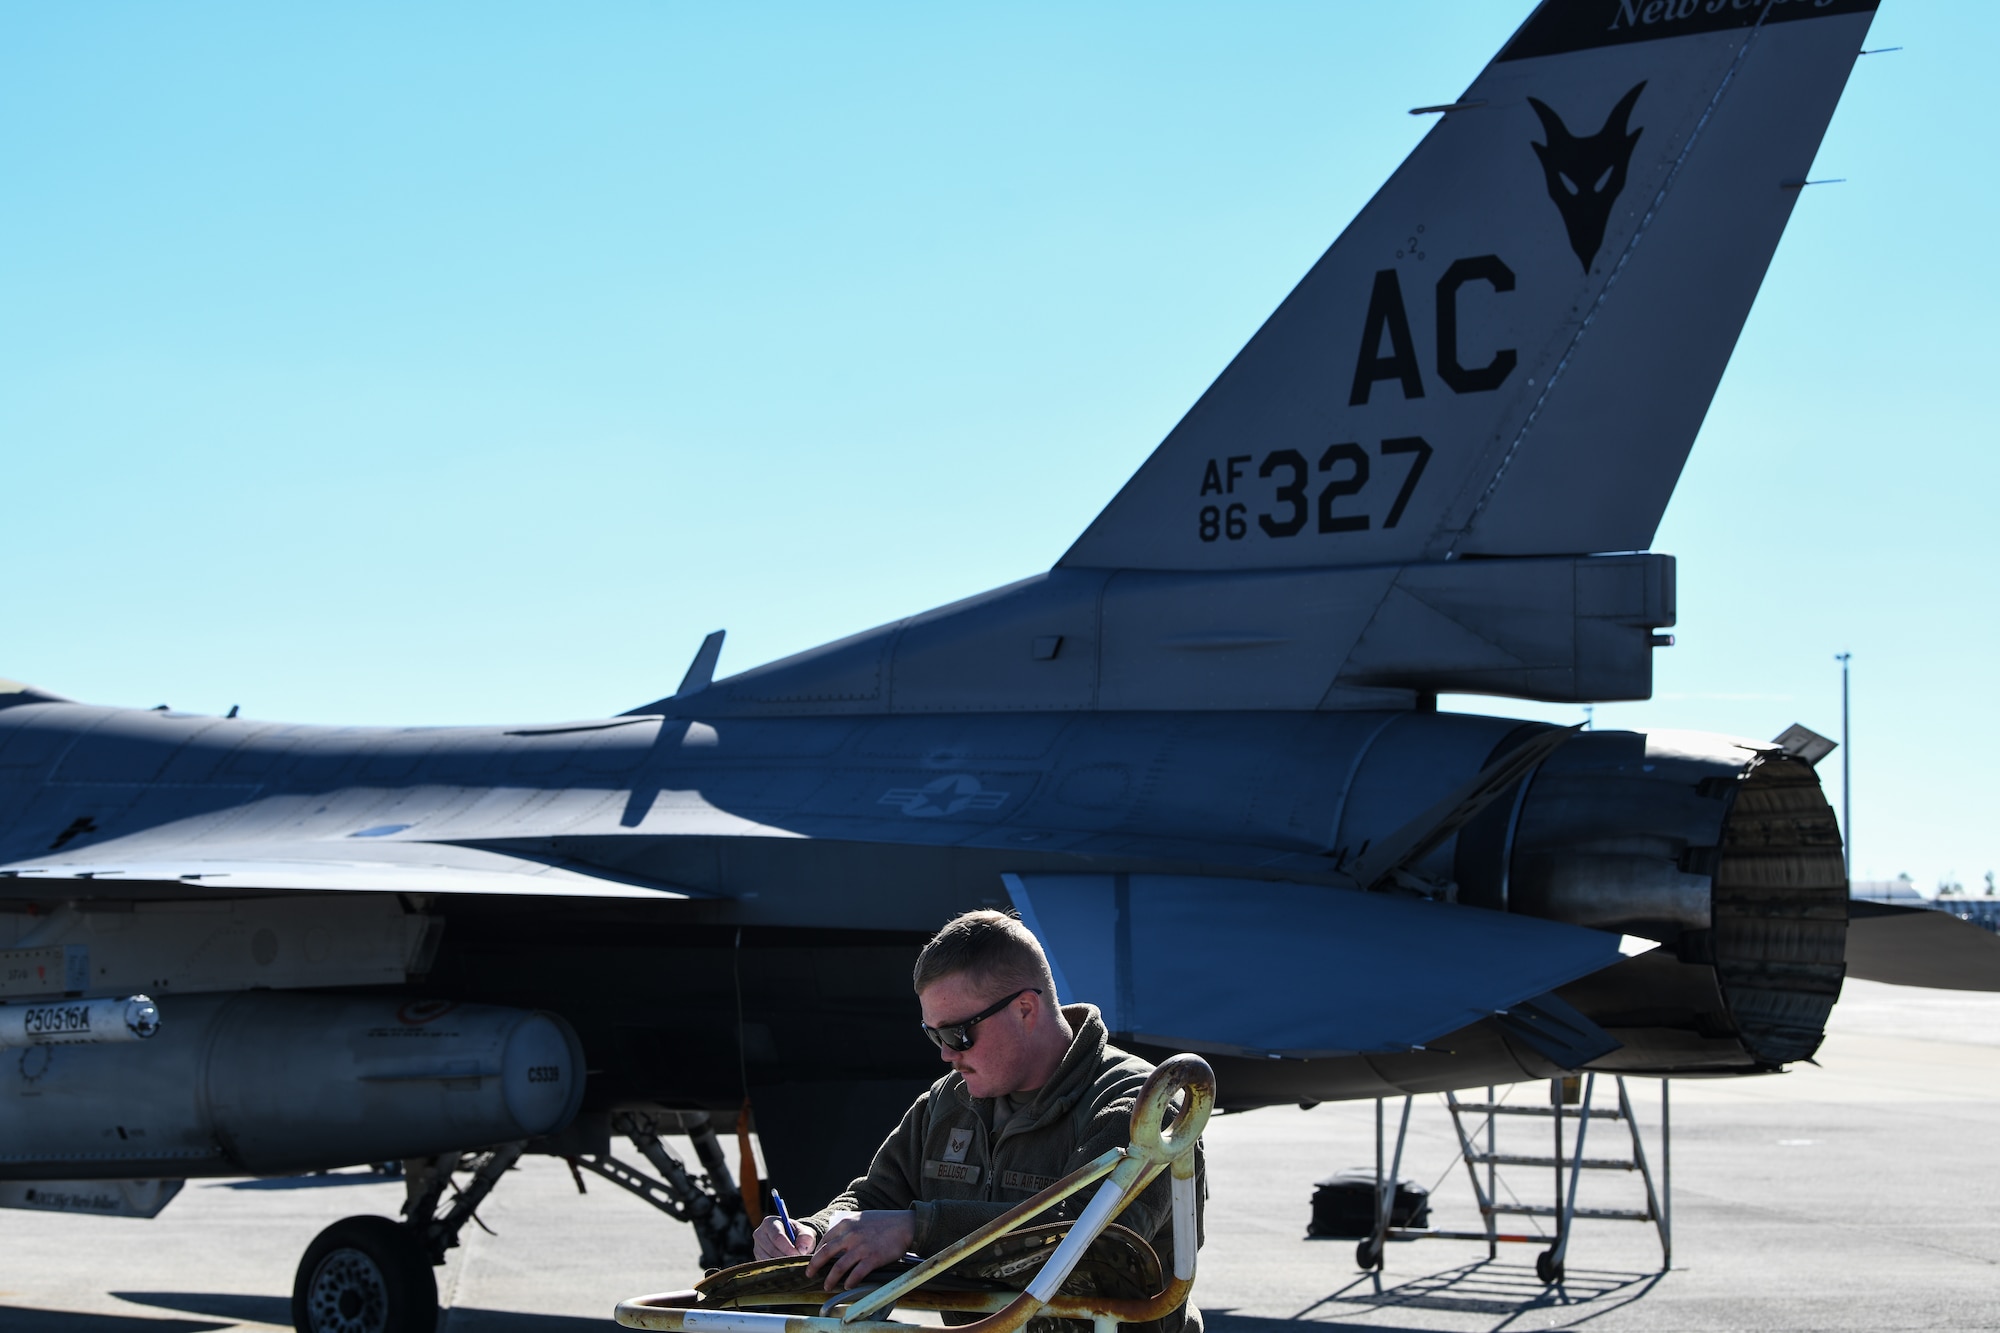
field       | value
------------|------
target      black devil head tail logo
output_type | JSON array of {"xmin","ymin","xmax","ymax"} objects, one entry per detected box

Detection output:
[{"xmin": 1527, "ymin": 81, "xmax": 1646, "ymax": 274}]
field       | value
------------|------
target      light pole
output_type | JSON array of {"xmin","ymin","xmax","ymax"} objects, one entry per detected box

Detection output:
[{"xmin": 1836, "ymin": 652, "xmax": 1852, "ymax": 883}]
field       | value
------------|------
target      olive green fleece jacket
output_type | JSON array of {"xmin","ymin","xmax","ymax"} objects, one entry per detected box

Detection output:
[{"xmin": 803, "ymin": 1004, "xmax": 1204, "ymax": 1333}]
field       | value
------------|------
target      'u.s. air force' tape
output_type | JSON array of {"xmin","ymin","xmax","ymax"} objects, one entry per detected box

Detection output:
[{"xmin": 0, "ymin": 995, "xmax": 160, "ymax": 1048}]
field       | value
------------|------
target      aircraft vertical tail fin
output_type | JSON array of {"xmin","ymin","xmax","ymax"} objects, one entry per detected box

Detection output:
[{"xmin": 1061, "ymin": 0, "xmax": 1878, "ymax": 573}]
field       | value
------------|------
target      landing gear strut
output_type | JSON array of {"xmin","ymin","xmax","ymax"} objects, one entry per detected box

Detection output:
[
  {"xmin": 402, "ymin": 1142, "xmax": 528, "ymax": 1263},
  {"xmin": 567, "ymin": 1110, "xmax": 756, "ymax": 1270},
  {"xmin": 290, "ymin": 1112, "xmax": 755, "ymax": 1331},
  {"xmin": 291, "ymin": 1143, "xmax": 526, "ymax": 1333}
]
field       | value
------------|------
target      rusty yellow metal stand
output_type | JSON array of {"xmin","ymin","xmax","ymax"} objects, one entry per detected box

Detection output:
[{"xmin": 615, "ymin": 1054, "xmax": 1214, "ymax": 1333}]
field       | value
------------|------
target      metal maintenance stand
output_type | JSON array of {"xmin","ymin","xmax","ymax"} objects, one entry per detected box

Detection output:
[
  {"xmin": 616, "ymin": 1055, "xmax": 1212, "ymax": 1333},
  {"xmin": 1358, "ymin": 1074, "xmax": 1671, "ymax": 1285}
]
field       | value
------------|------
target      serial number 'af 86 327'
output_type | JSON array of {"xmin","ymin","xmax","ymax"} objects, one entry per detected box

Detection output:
[
  {"xmin": 1185, "ymin": 249, "xmax": 1520, "ymax": 546},
  {"xmin": 1197, "ymin": 438, "xmax": 1433, "ymax": 543}
]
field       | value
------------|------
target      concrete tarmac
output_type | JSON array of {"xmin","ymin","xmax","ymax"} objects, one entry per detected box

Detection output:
[{"xmin": 3, "ymin": 979, "xmax": 1996, "ymax": 1332}]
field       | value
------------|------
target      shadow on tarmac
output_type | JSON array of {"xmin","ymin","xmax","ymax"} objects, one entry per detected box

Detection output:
[
  {"xmin": 23, "ymin": 1263, "xmax": 1659, "ymax": 1333},
  {"xmin": 1210, "ymin": 1260, "xmax": 1664, "ymax": 1333},
  {"xmin": 111, "ymin": 1293, "xmax": 290, "ymax": 1324},
  {"xmin": 0, "ymin": 1313, "xmax": 230, "ymax": 1333},
  {"xmin": 205, "ymin": 1172, "xmax": 403, "ymax": 1192},
  {"xmin": 79, "ymin": 1291, "xmax": 608, "ymax": 1331}
]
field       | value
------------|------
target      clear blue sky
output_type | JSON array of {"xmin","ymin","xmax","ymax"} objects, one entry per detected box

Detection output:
[{"xmin": 2, "ymin": 4, "xmax": 1986, "ymax": 890}]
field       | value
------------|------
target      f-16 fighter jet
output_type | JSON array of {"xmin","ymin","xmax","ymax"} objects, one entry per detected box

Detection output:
[{"xmin": 5, "ymin": 3, "xmax": 1980, "ymax": 1331}]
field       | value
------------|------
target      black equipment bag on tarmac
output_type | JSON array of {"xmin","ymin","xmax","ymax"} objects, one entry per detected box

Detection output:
[{"xmin": 1307, "ymin": 1169, "xmax": 1430, "ymax": 1238}]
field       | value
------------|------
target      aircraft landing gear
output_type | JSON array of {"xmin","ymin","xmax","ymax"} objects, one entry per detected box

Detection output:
[
  {"xmin": 566, "ymin": 1111, "xmax": 756, "ymax": 1270},
  {"xmin": 289, "ymin": 1114, "xmax": 756, "ymax": 1331},
  {"xmin": 291, "ymin": 1215, "xmax": 438, "ymax": 1333},
  {"xmin": 291, "ymin": 1143, "xmax": 526, "ymax": 1333},
  {"xmin": 402, "ymin": 1143, "xmax": 527, "ymax": 1263}
]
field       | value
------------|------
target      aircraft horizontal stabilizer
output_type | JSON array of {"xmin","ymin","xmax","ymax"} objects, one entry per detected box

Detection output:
[
  {"xmin": 1004, "ymin": 872, "xmax": 1622, "ymax": 1059},
  {"xmin": 0, "ymin": 840, "xmax": 692, "ymax": 899},
  {"xmin": 1846, "ymin": 901, "xmax": 2000, "ymax": 993}
]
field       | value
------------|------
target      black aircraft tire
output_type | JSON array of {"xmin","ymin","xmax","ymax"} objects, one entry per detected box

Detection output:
[
  {"xmin": 293, "ymin": 1215, "xmax": 439, "ymax": 1333},
  {"xmin": 1354, "ymin": 1239, "xmax": 1383, "ymax": 1271},
  {"xmin": 1535, "ymin": 1250, "xmax": 1563, "ymax": 1286}
]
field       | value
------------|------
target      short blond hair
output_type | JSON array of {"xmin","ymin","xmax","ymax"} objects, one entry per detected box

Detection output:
[{"xmin": 913, "ymin": 909, "xmax": 1058, "ymax": 1003}]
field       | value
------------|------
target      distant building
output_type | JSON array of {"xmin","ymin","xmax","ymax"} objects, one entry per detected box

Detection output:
[
  {"xmin": 1851, "ymin": 876, "xmax": 2000, "ymax": 935},
  {"xmin": 1940, "ymin": 901, "xmax": 2000, "ymax": 934},
  {"xmin": 1936, "ymin": 878, "xmax": 2000, "ymax": 934},
  {"xmin": 1850, "ymin": 877, "xmax": 1928, "ymax": 905}
]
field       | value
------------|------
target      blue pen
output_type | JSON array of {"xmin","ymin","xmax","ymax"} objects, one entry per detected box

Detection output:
[{"xmin": 771, "ymin": 1188, "xmax": 800, "ymax": 1246}]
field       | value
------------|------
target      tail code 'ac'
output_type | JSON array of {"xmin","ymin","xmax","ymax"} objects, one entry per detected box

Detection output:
[{"xmin": 1062, "ymin": 0, "xmax": 1878, "ymax": 573}]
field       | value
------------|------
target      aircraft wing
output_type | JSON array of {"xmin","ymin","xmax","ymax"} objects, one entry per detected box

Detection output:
[
  {"xmin": 1005, "ymin": 872, "xmax": 1624, "ymax": 1058},
  {"xmin": 1845, "ymin": 901, "xmax": 2000, "ymax": 992},
  {"xmin": 0, "ymin": 839, "xmax": 693, "ymax": 899}
]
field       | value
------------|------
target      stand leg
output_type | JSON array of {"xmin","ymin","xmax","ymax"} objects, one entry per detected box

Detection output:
[
  {"xmin": 1486, "ymin": 1085, "xmax": 1497, "ymax": 1261},
  {"xmin": 1662, "ymin": 1079, "xmax": 1673, "ymax": 1269}
]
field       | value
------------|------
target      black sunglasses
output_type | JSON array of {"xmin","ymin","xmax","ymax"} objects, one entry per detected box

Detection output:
[{"xmin": 920, "ymin": 987, "xmax": 1041, "ymax": 1052}]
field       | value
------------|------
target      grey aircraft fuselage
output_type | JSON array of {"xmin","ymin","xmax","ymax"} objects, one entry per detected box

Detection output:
[{"xmin": 0, "ymin": 682, "xmax": 1838, "ymax": 1130}]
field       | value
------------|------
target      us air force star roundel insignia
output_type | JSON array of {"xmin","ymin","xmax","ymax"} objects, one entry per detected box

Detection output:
[{"xmin": 878, "ymin": 774, "xmax": 1011, "ymax": 818}]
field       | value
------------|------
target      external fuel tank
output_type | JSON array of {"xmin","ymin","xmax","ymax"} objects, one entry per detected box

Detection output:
[{"xmin": 0, "ymin": 992, "xmax": 584, "ymax": 1179}]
